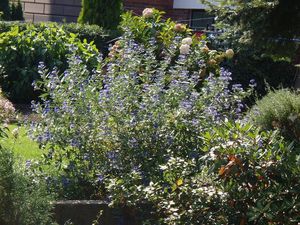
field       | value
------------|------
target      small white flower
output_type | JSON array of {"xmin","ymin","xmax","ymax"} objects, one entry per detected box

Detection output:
[
  {"xmin": 181, "ymin": 37, "xmax": 193, "ymax": 45},
  {"xmin": 142, "ymin": 8, "xmax": 154, "ymax": 18},
  {"xmin": 159, "ymin": 165, "xmax": 168, "ymax": 170},
  {"xmin": 225, "ymin": 49, "xmax": 234, "ymax": 59},
  {"xmin": 12, "ymin": 127, "xmax": 19, "ymax": 139},
  {"xmin": 288, "ymin": 113, "xmax": 298, "ymax": 122},
  {"xmin": 208, "ymin": 50, "xmax": 217, "ymax": 56},
  {"xmin": 180, "ymin": 44, "xmax": 190, "ymax": 55}
]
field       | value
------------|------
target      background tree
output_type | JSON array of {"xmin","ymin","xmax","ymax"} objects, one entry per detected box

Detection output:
[
  {"xmin": 78, "ymin": 0, "xmax": 123, "ymax": 30},
  {"xmin": 202, "ymin": 0, "xmax": 300, "ymax": 60},
  {"xmin": 0, "ymin": 0, "xmax": 11, "ymax": 20},
  {"xmin": 11, "ymin": 0, "xmax": 24, "ymax": 21},
  {"xmin": 201, "ymin": 0, "xmax": 300, "ymax": 96}
]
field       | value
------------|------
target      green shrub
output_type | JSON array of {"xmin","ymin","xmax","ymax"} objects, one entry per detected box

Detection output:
[
  {"xmin": 61, "ymin": 22, "xmax": 110, "ymax": 53},
  {"xmin": 0, "ymin": 147, "xmax": 56, "ymax": 225},
  {"xmin": 78, "ymin": 0, "xmax": 122, "ymax": 30},
  {"xmin": 249, "ymin": 89, "xmax": 300, "ymax": 142},
  {"xmin": 0, "ymin": 21, "xmax": 109, "ymax": 51},
  {"xmin": 0, "ymin": 22, "xmax": 99, "ymax": 103}
]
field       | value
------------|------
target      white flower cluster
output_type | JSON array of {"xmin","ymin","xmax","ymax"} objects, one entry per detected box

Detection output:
[
  {"xmin": 0, "ymin": 90, "xmax": 15, "ymax": 122},
  {"xmin": 142, "ymin": 8, "xmax": 154, "ymax": 18},
  {"xmin": 180, "ymin": 37, "xmax": 193, "ymax": 55}
]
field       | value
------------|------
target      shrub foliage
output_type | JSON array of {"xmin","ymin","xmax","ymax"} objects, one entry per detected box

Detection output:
[{"xmin": 0, "ymin": 23, "xmax": 99, "ymax": 103}]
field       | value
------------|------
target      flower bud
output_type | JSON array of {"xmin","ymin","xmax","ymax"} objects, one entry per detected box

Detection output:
[
  {"xmin": 201, "ymin": 45, "xmax": 210, "ymax": 53},
  {"xmin": 199, "ymin": 68, "xmax": 206, "ymax": 78},
  {"xmin": 142, "ymin": 8, "xmax": 154, "ymax": 18},
  {"xmin": 12, "ymin": 127, "xmax": 19, "ymax": 139},
  {"xmin": 225, "ymin": 49, "xmax": 234, "ymax": 59},
  {"xmin": 174, "ymin": 23, "xmax": 186, "ymax": 32},
  {"xmin": 208, "ymin": 59, "xmax": 217, "ymax": 66}
]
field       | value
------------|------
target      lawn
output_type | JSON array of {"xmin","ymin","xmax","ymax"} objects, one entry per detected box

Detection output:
[{"xmin": 1, "ymin": 123, "xmax": 43, "ymax": 160}]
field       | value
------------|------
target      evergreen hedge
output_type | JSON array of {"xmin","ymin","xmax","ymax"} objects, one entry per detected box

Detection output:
[{"xmin": 78, "ymin": 0, "xmax": 122, "ymax": 30}]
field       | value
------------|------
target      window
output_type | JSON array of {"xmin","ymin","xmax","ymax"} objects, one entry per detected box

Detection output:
[{"xmin": 190, "ymin": 10, "xmax": 214, "ymax": 31}]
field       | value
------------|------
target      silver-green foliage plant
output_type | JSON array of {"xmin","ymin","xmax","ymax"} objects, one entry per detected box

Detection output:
[
  {"xmin": 0, "ymin": 147, "xmax": 56, "ymax": 225},
  {"xmin": 250, "ymin": 89, "xmax": 300, "ymax": 142},
  {"xmin": 30, "ymin": 9, "xmax": 300, "ymax": 224}
]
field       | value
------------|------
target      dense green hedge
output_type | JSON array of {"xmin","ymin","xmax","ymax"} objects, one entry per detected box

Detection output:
[
  {"xmin": 0, "ymin": 22, "xmax": 101, "ymax": 103},
  {"xmin": 0, "ymin": 21, "xmax": 110, "ymax": 51}
]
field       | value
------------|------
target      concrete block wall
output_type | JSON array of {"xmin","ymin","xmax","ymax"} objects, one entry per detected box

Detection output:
[{"xmin": 19, "ymin": 0, "xmax": 82, "ymax": 22}]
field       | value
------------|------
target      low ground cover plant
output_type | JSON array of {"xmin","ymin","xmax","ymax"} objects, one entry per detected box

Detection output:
[
  {"xmin": 1, "ymin": 123, "xmax": 42, "ymax": 160},
  {"xmin": 30, "ymin": 9, "xmax": 300, "ymax": 224}
]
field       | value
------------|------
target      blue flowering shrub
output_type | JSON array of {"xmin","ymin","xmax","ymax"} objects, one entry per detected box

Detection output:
[{"xmin": 30, "ymin": 9, "xmax": 300, "ymax": 224}]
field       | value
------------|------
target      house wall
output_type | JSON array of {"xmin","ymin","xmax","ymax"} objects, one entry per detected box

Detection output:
[
  {"xmin": 19, "ymin": 0, "xmax": 192, "ymax": 23},
  {"xmin": 124, "ymin": 0, "xmax": 191, "ymax": 22},
  {"xmin": 19, "ymin": 0, "xmax": 81, "ymax": 22}
]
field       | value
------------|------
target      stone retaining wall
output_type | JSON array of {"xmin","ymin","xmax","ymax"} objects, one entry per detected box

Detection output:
[
  {"xmin": 53, "ymin": 200, "xmax": 142, "ymax": 225},
  {"xmin": 19, "ymin": 0, "xmax": 81, "ymax": 22}
]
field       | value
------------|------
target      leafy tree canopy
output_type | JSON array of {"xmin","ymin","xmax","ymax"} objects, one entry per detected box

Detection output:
[{"xmin": 202, "ymin": 0, "xmax": 300, "ymax": 59}]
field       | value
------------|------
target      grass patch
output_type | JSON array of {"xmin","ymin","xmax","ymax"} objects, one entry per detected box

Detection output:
[{"xmin": 1, "ymin": 123, "xmax": 43, "ymax": 161}]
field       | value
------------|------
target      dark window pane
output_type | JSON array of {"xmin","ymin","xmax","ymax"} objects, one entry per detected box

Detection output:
[{"xmin": 191, "ymin": 10, "xmax": 214, "ymax": 30}]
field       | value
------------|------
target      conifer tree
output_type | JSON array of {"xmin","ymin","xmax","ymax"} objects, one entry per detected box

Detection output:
[
  {"xmin": 202, "ymin": 0, "xmax": 300, "ymax": 58},
  {"xmin": 78, "ymin": 0, "xmax": 122, "ymax": 30},
  {"xmin": 0, "ymin": 0, "xmax": 11, "ymax": 20},
  {"xmin": 11, "ymin": 0, "xmax": 24, "ymax": 21}
]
